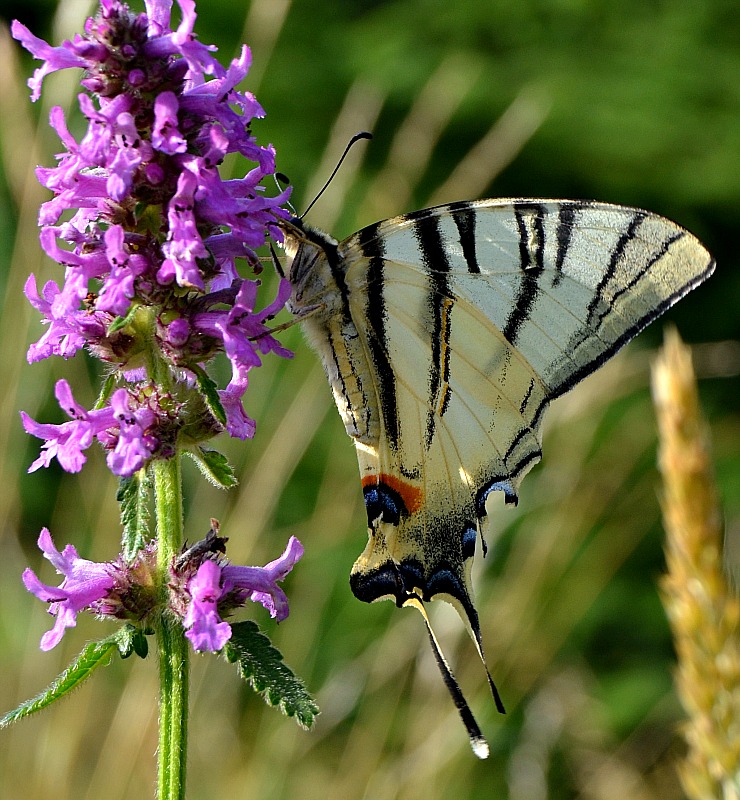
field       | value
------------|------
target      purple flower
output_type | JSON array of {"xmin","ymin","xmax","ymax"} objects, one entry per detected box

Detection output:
[
  {"xmin": 202, "ymin": 277, "xmax": 293, "ymax": 381},
  {"xmin": 23, "ymin": 528, "xmax": 116, "ymax": 650},
  {"xmin": 23, "ymin": 530, "xmax": 160, "ymax": 651},
  {"xmin": 218, "ymin": 377, "xmax": 256, "ymax": 440},
  {"xmin": 183, "ymin": 559, "xmax": 233, "ymax": 651},
  {"xmin": 97, "ymin": 225, "xmax": 150, "ymax": 315},
  {"xmin": 10, "ymin": 23, "xmax": 87, "ymax": 102},
  {"xmin": 22, "ymin": 380, "xmax": 159, "ymax": 477},
  {"xmin": 159, "ymin": 169, "xmax": 209, "ymax": 290},
  {"xmin": 106, "ymin": 390, "xmax": 160, "ymax": 475},
  {"xmin": 183, "ymin": 536, "xmax": 304, "ymax": 652},
  {"xmin": 223, "ymin": 536, "xmax": 305, "ymax": 621},
  {"xmin": 23, "ymin": 275, "xmax": 100, "ymax": 362},
  {"xmin": 153, "ymin": 91, "xmax": 187, "ymax": 154}
]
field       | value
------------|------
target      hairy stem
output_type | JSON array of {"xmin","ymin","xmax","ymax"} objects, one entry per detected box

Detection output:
[{"xmin": 154, "ymin": 456, "xmax": 188, "ymax": 800}]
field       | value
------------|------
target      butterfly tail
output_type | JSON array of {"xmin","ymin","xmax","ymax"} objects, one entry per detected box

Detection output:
[
  {"xmin": 408, "ymin": 597, "xmax": 490, "ymax": 759},
  {"xmin": 458, "ymin": 599, "xmax": 507, "ymax": 715}
]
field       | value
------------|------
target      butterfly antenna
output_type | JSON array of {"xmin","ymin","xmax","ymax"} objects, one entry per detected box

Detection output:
[
  {"xmin": 273, "ymin": 172, "xmax": 297, "ymax": 216},
  {"xmin": 299, "ymin": 131, "xmax": 373, "ymax": 220}
]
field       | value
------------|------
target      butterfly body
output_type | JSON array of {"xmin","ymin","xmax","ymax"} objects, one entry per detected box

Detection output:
[{"xmin": 280, "ymin": 197, "xmax": 713, "ymax": 755}]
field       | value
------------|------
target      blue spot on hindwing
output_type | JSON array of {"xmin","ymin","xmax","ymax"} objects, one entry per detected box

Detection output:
[
  {"xmin": 426, "ymin": 567, "xmax": 468, "ymax": 605},
  {"xmin": 363, "ymin": 482, "xmax": 408, "ymax": 526},
  {"xmin": 476, "ymin": 478, "xmax": 519, "ymax": 518},
  {"xmin": 461, "ymin": 525, "xmax": 477, "ymax": 560},
  {"xmin": 399, "ymin": 559, "xmax": 424, "ymax": 595}
]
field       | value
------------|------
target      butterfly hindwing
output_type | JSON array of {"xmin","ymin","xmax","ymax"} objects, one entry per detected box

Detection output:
[{"xmin": 280, "ymin": 197, "xmax": 713, "ymax": 754}]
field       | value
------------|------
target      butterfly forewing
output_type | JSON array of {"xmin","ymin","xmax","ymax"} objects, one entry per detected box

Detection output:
[{"xmin": 281, "ymin": 197, "xmax": 713, "ymax": 754}]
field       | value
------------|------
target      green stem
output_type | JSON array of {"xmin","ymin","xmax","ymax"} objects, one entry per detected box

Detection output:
[{"xmin": 154, "ymin": 456, "xmax": 188, "ymax": 800}]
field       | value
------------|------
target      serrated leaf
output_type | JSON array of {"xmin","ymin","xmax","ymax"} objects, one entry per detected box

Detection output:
[
  {"xmin": 0, "ymin": 627, "xmax": 134, "ymax": 727},
  {"xmin": 185, "ymin": 447, "xmax": 238, "ymax": 489},
  {"xmin": 117, "ymin": 470, "xmax": 152, "ymax": 560},
  {"xmin": 192, "ymin": 365, "xmax": 227, "ymax": 427},
  {"xmin": 224, "ymin": 621, "xmax": 319, "ymax": 730}
]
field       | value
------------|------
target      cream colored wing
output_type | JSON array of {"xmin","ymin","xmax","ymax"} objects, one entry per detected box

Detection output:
[
  {"xmin": 337, "ymin": 199, "xmax": 712, "ymax": 620},
  {"xmin": 282, "ymin": 198, "xmax": 714, "ymax": 755}
]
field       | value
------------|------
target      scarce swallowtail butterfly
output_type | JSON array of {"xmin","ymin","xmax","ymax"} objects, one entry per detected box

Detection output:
[{"xmin": 279, "ymin": 198, "xmax": 713, "ymax": 758}]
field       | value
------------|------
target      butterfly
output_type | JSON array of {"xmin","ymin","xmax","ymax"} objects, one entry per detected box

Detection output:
[{"xmin": 278, "ymin": 198, "xmax": 714, "ymax": 757}]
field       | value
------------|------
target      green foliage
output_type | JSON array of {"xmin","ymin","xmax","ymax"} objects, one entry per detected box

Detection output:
[
  {"xmin": 114, "ymin": 622, "xmax": 150, "ymax": 659},
  {"xmin": 117, "ymin": 470, "xmax": 153, "ymax": 560},
  {"xmin": 0, "ymin": 626, "xmax": 142, "ymax": 727},
  {"xmin": 107, "ymin": 301, "xmax": 140, "ymax": 335},
  {"xmin": 192, "ymin": 364, "xmax": 227, "ymax": 428},
  {"xmin": 224, "ymin": 621, "xmax": 319, "ymax": 730},
  {"xmin": 94, "ymin": 372, "xmax": 118, "ymax": 410},
  {"xmin": 185, "ymin": 447, "xmax": 238, "ymax": 489}
]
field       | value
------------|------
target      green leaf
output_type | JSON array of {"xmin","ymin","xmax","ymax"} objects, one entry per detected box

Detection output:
[
  {"xmin": 192, "ymin": 365, "xmax": 227, "ymax": 427},
  {"xmin": 0, "ymin": 627, "xmax": 137, "ymax": 727},
  {"xmin": 224, "ymin": 621, "xmax": 319, "ymax": 730},
  {"xmin": 94, "ymin": 372, "xmax": 118, "ymax": 410},
  {"xmin": 107, "ymin": 301, "xmax": 140, "ymax": 335},
  {"xmin": 185, "ymin": 447, "xmax": 238, "ymax": 489},
  {"xmin": 115, "ymin": 624, "xmax": 150, "ymax": 659},
  {"xmin": 117, "ymin": 470, "xmax": 152, "ymax": 560}
]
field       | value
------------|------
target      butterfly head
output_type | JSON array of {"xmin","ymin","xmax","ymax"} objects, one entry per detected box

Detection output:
[{"xmin": 277, "ymin": 217, "xmax": 342, "ymax": 317}]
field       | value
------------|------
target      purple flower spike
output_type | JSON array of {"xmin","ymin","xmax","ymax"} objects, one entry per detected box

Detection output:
[
  {"xmin": 23, "ymin": 528, "xmax": 116, "ymax": 650},
  {"xmin": 15, "ymin": 1, "xmax": 294, "ymax": 469}
]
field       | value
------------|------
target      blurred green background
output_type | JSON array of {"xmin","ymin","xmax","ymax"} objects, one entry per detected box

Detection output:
[{"xmin": 0, "ymin": 1, "xmax": 738, "ymax": 798}]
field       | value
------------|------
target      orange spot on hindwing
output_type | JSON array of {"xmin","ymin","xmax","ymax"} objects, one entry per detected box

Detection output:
[{"xmin": 361, "ymin": 473, "xmax": 423, "ymax": 525}]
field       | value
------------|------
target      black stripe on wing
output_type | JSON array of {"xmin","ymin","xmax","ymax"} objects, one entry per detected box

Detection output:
[
  {"xmin": 503, "ymin": 202, "xmax": 547, "ymax": 345},
  {"xmin": 358, "ymin": 223, "xmax": 400, "ymax": 450},
  {"xmin": 553, "ymin": 202, "xmax": 581, "ymax": 288},
  {"xmin": 586, "ymin": 211, "xmax": 647, "ymax": 325},
  {"xmin": 552, "ymin": 226, "xmax": 715, "ymax": 400},
  {"xmin": 413, "ymin": 213, "xmax": 454, "ymax": 449},
  {"xmin": 593, "ymin": 230, "xmax": 682, "ymax": 330},
  {"xmin": 449, "ymin": 200, "xmax": 481, "ymax": 274}
]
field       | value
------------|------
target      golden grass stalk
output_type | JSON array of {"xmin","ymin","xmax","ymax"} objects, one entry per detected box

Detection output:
[{"xmin": 651, "ymin": 328, "xmax": 740, "ymax": 800}]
